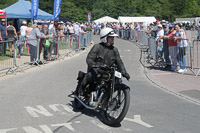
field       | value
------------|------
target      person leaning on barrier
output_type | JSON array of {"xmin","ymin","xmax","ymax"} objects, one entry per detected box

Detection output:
[
  {"xmin": 145, "ymin": 23, "xmax": 154, "ymax": 36},
  {"xmin": 26, "ymin": 23, "xmax": 33, "ymax": 55},
  {"xmin": 49, "ymin": 24, "xmax": 58, "ymax": 56},
  {"xmin": 77, "ymin": 28, "xmax": 130, "ymax": 94},
  {"xmin": 41, "ymin": 24, "xmax": 49, "ymax": 60},
  {"xmin": 173, "ymin": 23, "xmax": 188, "ymax": 73},
  {"xmin": 163, "ymin": 24, "xmax": 178, "ymax": 71},
  {"xmin": 156, "ymin": 24, "xmax": 164, "ymax": 60},
  {"xmin": 161, "ymin": 23, "xmax": 171, "ymax": 70},
  {"xmin": 152, "ymin": 20, "xmax": 160, "ymax": 38},
  {"xmin": 27, "ymin": 23, "xmax": 45, "ymax": 63}
]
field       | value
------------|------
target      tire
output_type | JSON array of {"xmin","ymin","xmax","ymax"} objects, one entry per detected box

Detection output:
[
  {"xmin": 102, "ymin": 87, "xmax": 130, "ymax": 126},
  {"xmin": 74, "ymin": 83, "xmax": 85, "ymax": 110}
]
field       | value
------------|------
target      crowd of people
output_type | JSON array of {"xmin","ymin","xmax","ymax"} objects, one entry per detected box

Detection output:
[
  {"xmin": 0, "ymin": 19, "xmax": 92, "ymax": 63},
  {"xmin": 0, "ymin": 18, "xmax": 196, "ymax": 73},
  {"xmin": 92, "ymin": 22, "xmax": 143, "ymax": 36},
  {"xmin": 145, "ymin": 20, "xmax": 188, "ymax": 73},
  {"xmin": 91, "ymin": 20, "xmax": 191, "ymax": 74}
]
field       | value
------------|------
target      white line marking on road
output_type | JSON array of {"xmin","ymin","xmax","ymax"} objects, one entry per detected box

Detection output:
[
  {"xmin": 74, "ymin": 121, "xmax": 81, "ymax": 124},
  {"xmin": 60, "ymin": 104, "xmax": 75, "ymax": 114},
  {"xmin": 52, "ymin": 123, "xmax": 75, "ymax": 132},
  {"xmin": 122, "ymin": 127, "xmax": 132, "ymax": 132},
  {"xmin": 0, "ymin": 128, "xmax": 17, "ymax": 133},
  {"xmin": 90, "ymin": 120, "xmax": 112, "ymax": 133},
  {"xmin": 25, "ymin": 105, "xmax": 53, "ymax": 117},
  {"xmin": 49, "ymin": 104, "xmax": 68, "ymax": 115},
  {"xmin": 23, "ymin": 125, "xmax": 53, "ymax": 133},
  {"xmin": 125, "ymin": 115, "xmax": 153, "ymax": 128},
  {"xmin": 49, "ymin": 104, "xmax": 61, "ymax": 112}
]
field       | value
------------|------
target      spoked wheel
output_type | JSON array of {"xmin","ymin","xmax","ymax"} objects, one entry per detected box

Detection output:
[{"xmin": 102, "ymin": 87, "xmax": 130, "ymax": 126}]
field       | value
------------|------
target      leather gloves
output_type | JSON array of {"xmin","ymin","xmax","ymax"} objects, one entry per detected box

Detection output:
[{"xmin": 123, "ymin": 73, "xmax": 130, "ymax": 80}]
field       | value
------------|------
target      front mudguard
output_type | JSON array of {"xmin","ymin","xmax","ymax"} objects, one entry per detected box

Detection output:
[{"xmin": 114, "ymin": 83, "xmax": 130, "ymax": 91}]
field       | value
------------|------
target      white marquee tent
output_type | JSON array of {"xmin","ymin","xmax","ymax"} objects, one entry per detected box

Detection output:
[
  {"xmin": 118, "ymin": 16, "xmax": 156, "ymax": 25},
  {"xmin": 94, "ymin": 16, "xmax": 119, "ymax": 23}
]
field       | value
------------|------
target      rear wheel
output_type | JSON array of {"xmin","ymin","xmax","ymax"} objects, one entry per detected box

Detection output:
[{"xmin": 102, "ymin": 87, "xmax": 130, "ymax": 126}]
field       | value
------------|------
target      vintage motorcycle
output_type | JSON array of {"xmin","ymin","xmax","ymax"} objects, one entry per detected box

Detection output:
[{"xmin": 72, "ymin": 65, "xmax": 130, "ymax": 126}]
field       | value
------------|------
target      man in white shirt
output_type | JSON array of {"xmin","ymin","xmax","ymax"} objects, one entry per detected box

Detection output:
[
  {"xmin": 49, "ymin": 21, "xmax": 54, "ymax": 30},
  {"xmin": 156, "ymin": 24, "xmax": 164, "ymax": 58}
]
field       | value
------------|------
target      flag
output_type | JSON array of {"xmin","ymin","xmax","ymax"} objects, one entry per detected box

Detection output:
[
  {"xmin": 0, "ymin": 10, "xmax": 7, "ymax": 17},
  {"xmin": 54, "ymin": 0, "xmax": 62, "ymax": 20},
  {"xmin": 88, "ymin": 12, "xmax": 91, "ymax": 24},
  {"xmin": 31, "ymin": 0, "xmax": 39, "ymax": 19}
]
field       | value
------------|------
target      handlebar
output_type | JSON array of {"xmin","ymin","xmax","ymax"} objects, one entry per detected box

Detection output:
[{"xmin": 92, "ymin": 64, "xmax": 117, "ymax": 70}]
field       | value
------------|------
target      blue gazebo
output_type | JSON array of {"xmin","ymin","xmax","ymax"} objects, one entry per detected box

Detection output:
[{"xmin": 3, "ymin": 0, "xmax": 53, "ymax": 20}]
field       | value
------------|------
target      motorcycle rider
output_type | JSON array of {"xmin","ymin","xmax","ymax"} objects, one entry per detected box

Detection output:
[{"xmin": 78, "ymin": 27, "xmax": 130, "ymax": 94}]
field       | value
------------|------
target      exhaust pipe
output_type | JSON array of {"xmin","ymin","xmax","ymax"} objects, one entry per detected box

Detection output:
[{"xmin": 72, "ymin": 91, "xmax": 98, "ymax": 110}]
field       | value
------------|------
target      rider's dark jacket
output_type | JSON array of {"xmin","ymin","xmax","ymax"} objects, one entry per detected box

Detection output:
[{"xmin": 86, "ymin": 43, "xmax": 127, "ymax": 75}]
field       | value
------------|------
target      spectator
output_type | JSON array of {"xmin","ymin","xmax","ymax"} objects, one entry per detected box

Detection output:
[
  {"xmin": 49, "ymin": 24, "xmax": 57, "ymax": 56},
  {"xmin": 197, "ymin": 25, "xmax": 200, "ymax": 40},
  {"xmin": 96, "ymin": 23, "xmax": 100, "ymax": 35},
  {"xmin": 27, "ymin": 23, "xmax": 44, "ymax": 62},
  {"xmin": 173, "ymin": 23, "xmax": 188, "ymax": 73},
  {"xmin": 68, "ymin": 23, "xmax": 75, "ymax": 35},
  {"xmin": 34, "ymin": 20, "xmax": 38, "ymax": 25},
  {"xmin": 7, "ymin": 21, "xmax": 17, "ymax": 54},
  {"xmin": 163, "ymin": 24, "xmax": 178, "ymax": 71},
  {"xmin": 156, "ymin": 24, "xmax": 164, "ymax": 59},
  {"xmin": 26, "ymin": 23, "xmax": 33, "ymax": 55},
  {"xmin": 20, "ymin": 21, "xmax": 28, "ymax": 54},
  {"xmin": 93, "ymin": 23, "xmax": 97, "ymax": 35},
  {"xmin": 113, "ymin": 23, "xmax": 118, "ymax": 34},
  {"xmin": 161, "ymin": 20, "xmax": 166, "ymax": 25},
  {"xmin": 145, "ymin": 23, "xmax": 154, "ymax": 36},
  {"xmin": 86, "ymin": 24, "xmax": 92, "ymax": 32},
  {"xmin": 49, "ymin": 21, "xmax": 54, "ymax": 30},
  {"xmin": 162, "ymin": 24, "xmax": 171, "ymax": 70},
  {"xmin": 135, "ymin": 23, "xmax": 140, "ymax": 31},
  {"xmin": 152, "ymin": 20, "xmax": 160, "ymax": 38},
  {"xmin": 130, "ymin": 22, "xmax": 134, "ymax": 30},
  {"xmin": 73, "ymin": 22, "xmax": 79, "ymax": 35},
  {"xmin": 16, "ymin": 32, "xmax": 22, "ymax": 58},
  {"xmin": 0, "ymin": 19, "xmax": 7, "ymax": 56},
  {"xmin": 41, "ymin": 24, "xmax": 49, "ymax": 60},
  {"xmin": 64, "ymin": 22, "xmax": 69, "ymax": 35},
  {"xmin": 168, "ymin": 24, "xmax": 178, "ymax": 71},
  {"xmin": 20, "ymin": 21, "xmax": 28, "ymax": 41}
]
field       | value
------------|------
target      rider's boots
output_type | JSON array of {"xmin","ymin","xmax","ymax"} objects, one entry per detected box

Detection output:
[{"xmin": 78, "ymin": 75, "xmax": 88, "ymax": 95}]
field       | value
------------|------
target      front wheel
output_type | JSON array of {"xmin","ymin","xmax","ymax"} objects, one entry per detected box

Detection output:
[{"xmin": 102, "ymin": 87, "xmax": 130, "ymax": 126}]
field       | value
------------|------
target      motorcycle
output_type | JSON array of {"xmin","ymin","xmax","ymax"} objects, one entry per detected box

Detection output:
[{"xmin": 72, "ymin": 65, "xmax": 130, "ymax": 126}]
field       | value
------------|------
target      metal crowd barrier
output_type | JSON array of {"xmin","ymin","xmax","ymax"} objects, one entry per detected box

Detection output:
[
  {"xmin": 192, "ymin": 40, "xmax": 200, "ymax": 76},
  {"xmin": 117, "ymin": 29, "xmax": 200, "ymax": 76},
  {"xmin": 0, "ymin": 32, "xmax": 93, "ymax": 75},
  {"xmin": 0, "ymin": 40, "xmax": 15, "ymax": 74}
]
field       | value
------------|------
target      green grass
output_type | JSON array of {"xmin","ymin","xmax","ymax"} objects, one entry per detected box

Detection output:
[{"xmin": 0, "ymin": 47, "xmax": 29, "ymax": 61}]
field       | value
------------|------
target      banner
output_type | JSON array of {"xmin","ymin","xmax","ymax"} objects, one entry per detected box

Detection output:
[
  {"xmin": 31, "ymin": 0, "xmax": 39, "ymax": 19},
  {"xmin": 0, "ymin": 10, "xmax": 7, "ymax": 17},
  {"xmin": 54, "ymin": 0, "xmax": 62, "ymax": 20},
  {"xmin": 88, "ymin": 12, "xmax": 91, "ymax": 24}
]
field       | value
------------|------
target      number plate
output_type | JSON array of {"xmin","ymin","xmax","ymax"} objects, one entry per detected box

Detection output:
[{"xmin": 115, "ymin": 71, "xmax": 122, "ymax": 78}]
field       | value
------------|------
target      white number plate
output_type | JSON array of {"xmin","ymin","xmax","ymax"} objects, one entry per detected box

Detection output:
[{"xmin": 115, "ymin": 71, "xmax": 122, "ymax": 78}]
